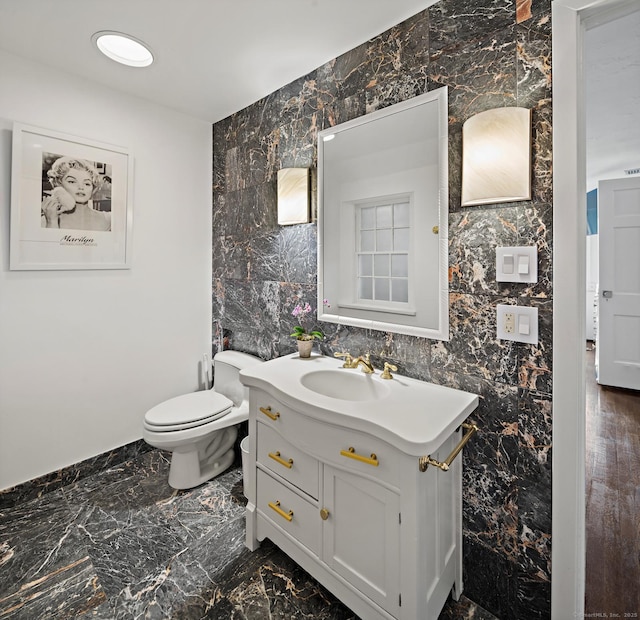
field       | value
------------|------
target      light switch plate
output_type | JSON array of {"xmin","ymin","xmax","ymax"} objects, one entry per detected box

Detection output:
[
  {"xmin": 496, "ymin": 246, "xmax": 538, "ymax": 283},
  {"xmin": 497, "ymin": 304, "xmax": 538, "ymax": 344}
]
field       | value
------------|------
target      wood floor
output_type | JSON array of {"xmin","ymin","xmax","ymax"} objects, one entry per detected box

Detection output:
[{"xmin": 585, "ymin": 346, "xmax": 640, "ymax": 616}]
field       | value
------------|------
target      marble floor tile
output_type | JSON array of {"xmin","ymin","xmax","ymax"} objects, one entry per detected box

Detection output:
[
  {"xmin": 0, "ymin": 490, "xmax": 106, "ymax": 619},
  {"xmin": 0, "ymin": 449, "xmax": 498, "ymax": 619}
]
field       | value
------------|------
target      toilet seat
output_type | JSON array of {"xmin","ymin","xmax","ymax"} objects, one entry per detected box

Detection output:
[{"xmin": 144, "ymin": 390, "xmax": 233, "ymax": 432}]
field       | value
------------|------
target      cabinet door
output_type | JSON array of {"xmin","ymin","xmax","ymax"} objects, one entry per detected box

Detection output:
[{"xmin": 322, "ymin": 465, "xmax": 400, "ymax": 616}]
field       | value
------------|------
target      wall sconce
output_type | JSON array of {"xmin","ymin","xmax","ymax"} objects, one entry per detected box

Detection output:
[
  {"xmin": 461, "ymin": 107, "xmax": 532, "ymax": 206},
  {"xmin": 277, "ymin": 168, "xmax": 310, "ymax": 225}
]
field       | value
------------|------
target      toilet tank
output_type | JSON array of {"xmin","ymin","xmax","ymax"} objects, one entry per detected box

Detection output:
[{"xmin": 213, "ymin": 351, "xmax": 263, "ymax": 406}]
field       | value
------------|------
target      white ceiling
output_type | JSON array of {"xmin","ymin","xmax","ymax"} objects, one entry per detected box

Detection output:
[
  {"xmin": 0, "ymin": 0, "xmax": 637, "ymax": 192},
  {"xmin": 0, "ymin": 0, "xmax": 437, "ymax": 123}
]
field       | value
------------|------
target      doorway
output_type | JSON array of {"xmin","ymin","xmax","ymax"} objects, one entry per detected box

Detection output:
[
  {"xmin": 552, "ymin": 0, "xmax": 640, "ymax": 617},
  {"xmin": 583, "ymin": 3, "xmax": 640, "ymax": 614}
]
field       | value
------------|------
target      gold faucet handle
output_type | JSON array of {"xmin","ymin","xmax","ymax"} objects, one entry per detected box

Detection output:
[
  {"xmin": 381, "ymin": 362, "xmax": 398, "ymax": 380},
  {"xmin": 334, "ymin": 351, "xmax": 356, "ymax": 368}
]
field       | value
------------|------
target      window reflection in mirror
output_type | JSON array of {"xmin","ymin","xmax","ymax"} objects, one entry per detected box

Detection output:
[{"xmin": 317, "ymin": 86, "xmax": 449, "ymax": 340}]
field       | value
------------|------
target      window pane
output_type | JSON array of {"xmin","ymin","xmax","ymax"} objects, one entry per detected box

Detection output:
[
  {"xmin": 394, "ymin": 202, "xmax": 410, "ymax": 227},
  {"xmin": 394, "ymin": 227, "xmax": 409, "ymax": 251},
  {"xmin": 359, "ymin": 254, "xmax": 373, "ymax": 276},
  {"xmin": 353, "ymin": 196, "xmax": 412, "ymax": 308},
  {"xmin": 376, "ymin": 229, "xmax": 392, "ymax": 251},
  {"xmin": 360, "ymin": 230, "xmax": 375, "ymax": 251},
  {"xmin": 391, "ymin": 253, "xmax": 408, "ymax": 277},
  {"xmin": 360, "ymin": 207, "xmax": 375, "ymax": 229},
  {"xmin": 374, "ymin": 277, "xmax": 390, "ymax": 301},
  {"xmin": 376, "ymin": 205, "xmax": 392, "ymax": 228},
  {"xmin": 391, "ymin": 278, "xmax": 409, "ymax": 303},
  {"xmin": 359, "ymin": 277, "xmax": 373, "ymax": 300},
  {"xmin": 374, "ymin": 254, "xmax": 389, "ymax": 276}
]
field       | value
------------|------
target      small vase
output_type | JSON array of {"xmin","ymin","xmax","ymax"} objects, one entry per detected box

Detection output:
[{"xmin": 297, "ymin": 339, "xmax": 313, "ymax": 358}]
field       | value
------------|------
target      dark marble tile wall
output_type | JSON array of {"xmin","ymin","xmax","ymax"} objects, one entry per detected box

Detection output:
[{"xmin": 212, "ymin": 0, "xmax": 553, "ymax": 618}]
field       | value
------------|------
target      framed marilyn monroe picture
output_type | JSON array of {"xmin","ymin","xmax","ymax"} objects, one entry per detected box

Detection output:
[{"xmin": 10, "ymin": 123, "xmax": 133, "ymax": 270}]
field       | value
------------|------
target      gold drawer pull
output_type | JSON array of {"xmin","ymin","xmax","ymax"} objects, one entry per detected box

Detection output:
[
  {"xmin": 268, "ymin": 451, "xmax": 293, "ymax": 469},
  {"xmin": 419, "ymin": 423, "xmax": 478, "ymax": 472},
  {"xmin": 259, "ymin": 406, "xmax": 280, "ymax": 421},
  {"xmin": 340, "ymin": 446, "xmax": 379, "ymax": 467},
  {"xmin": 268, "ymin": 500, "xmax": 293, "ymax": 522},
  {"xmin": 320, "ymin": 508, "xmax": 330, "ymax": 521}
]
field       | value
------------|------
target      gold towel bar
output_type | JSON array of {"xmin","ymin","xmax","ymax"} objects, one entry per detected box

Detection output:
[{"xmin": 418, "ymin": 423, "xmax": 478, "ymax": 472}]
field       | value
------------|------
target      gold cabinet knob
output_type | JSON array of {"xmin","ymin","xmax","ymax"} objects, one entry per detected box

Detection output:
[
  {"xmin": 320, "ymin": 508, "xmax": 330, "ymax": 521},
  {"xmin": 432, "ymin": 225, "xmax": 439, "ymax": 234}
]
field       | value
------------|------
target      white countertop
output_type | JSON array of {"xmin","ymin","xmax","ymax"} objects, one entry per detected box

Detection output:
[{"xmin": 240, "ymin": 353, "xmax": 479, "ymax": 456}]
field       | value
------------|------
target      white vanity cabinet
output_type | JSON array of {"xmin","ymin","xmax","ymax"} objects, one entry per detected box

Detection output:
[
  {"xmin": 240, "ymin": 354, "xmax": 478, "ymax": 620},
  {"xmin": 248, "ymin": 394, "xmax": 402, "ymax": 617}
]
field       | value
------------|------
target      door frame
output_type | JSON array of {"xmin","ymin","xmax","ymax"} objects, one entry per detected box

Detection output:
[{"xmin": 551, "ymin": 0, "xmax": 637, "ymax": 617}]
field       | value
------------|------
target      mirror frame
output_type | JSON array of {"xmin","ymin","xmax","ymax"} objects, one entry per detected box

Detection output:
[{"xmin": 317, "ymin": 86, "xmax": 449, "ymax": 340}]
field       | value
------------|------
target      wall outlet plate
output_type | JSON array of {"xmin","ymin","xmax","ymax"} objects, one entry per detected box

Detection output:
[{"xmin": 496, "ymin": 304, "xmax": 538, "ymax": 344}]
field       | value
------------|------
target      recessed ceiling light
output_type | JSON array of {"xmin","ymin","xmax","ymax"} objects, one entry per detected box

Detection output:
[{"xmin": 92, "ymin": 31, "xmax": 153, "ymax": 68}]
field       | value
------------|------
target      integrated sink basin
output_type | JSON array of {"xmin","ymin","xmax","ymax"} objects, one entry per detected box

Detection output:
[
  {"xmin": 299, "ymin": 369, "xmax": 391, "ymax": 401},
  {"xmin": 239, "ymin": 352, "xmax": 479, "ymax": 456}
]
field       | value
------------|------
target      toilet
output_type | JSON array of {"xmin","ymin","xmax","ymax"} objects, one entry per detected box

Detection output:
[{"xmin": 143, "ymin": 350, "xmax": 263, "ymax": 489}]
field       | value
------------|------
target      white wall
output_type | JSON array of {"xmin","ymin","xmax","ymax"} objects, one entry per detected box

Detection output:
[{"xmin": 0, "ymin": 50, "xmax": 212, "ymax": 489}]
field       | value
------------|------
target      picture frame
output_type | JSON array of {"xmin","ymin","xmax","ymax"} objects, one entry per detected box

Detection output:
[{"xmin": 10, "ymin": 123, "xmax": 133, "ymax": 270}]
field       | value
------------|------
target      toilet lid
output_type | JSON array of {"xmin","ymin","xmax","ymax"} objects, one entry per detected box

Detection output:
[{"xmin": 145, "ymin": 390, "xmax": 233, "ymax": 431}]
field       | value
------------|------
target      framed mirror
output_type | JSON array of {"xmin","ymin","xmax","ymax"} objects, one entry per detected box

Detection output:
[{"xmin": 317, "ymin": 86, "xmax": 449, "ymax": 340}]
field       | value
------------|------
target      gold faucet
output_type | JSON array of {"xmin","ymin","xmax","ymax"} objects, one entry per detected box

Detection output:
[
  {"xmin": 334, "ymin": 351, "xmax": 357, "ymax": 368},
  {"xmin": 355, "ymin": 354, "xmax": 375, "ymax": 374}
]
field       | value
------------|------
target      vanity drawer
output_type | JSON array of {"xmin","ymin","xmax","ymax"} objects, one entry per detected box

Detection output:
[
  {"xmin": 257, "ymin": 423, "xmax": 319, "ymax": 499},
  {"xmin": 294, "ymin": 416, "xmax": 400, "ymax": 487},
  {"xmin": 256, "ymin": 469, "xmax": 320, "ymax": 555}
]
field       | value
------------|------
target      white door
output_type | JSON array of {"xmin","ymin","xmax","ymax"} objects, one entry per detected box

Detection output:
[{"xmin": 597, "ymin": 176, "xmax": 640, "ymax": 389}]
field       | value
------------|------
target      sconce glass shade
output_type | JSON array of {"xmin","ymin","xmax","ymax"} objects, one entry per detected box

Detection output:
[
  {"xmin": 461, "ymin": 107, "xmax": 532, "ymax": 206},
  {"xmin": 277, "ymin": 168, "xmax": 310, "ymax": 225}
]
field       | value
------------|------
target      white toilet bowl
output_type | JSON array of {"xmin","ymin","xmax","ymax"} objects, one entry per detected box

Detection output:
[{"xmin": 143, "ymin": 350, "xmax": 263, "ymax": 489}]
